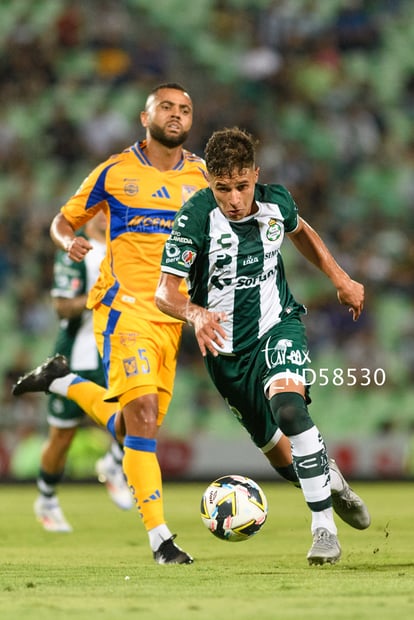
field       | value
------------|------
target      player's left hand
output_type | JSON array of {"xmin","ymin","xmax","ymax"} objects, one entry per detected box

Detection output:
[{"xmin": 337, "ymin": 278, "xmax": 364, "ymax": 321}]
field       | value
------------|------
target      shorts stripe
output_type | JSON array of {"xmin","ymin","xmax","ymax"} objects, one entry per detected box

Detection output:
[
  {"xmin": 47, "ymin": 414, "xmax": 81, "ymax": 429},
  {"xmin": 101, "ymin": 281, "xmax": 120, "ymax": 306},
  {"xmin": 260, "ymin": 428, "xmax": 283, "ymax": 453},
  {"xmin": 102, "ymin": 308, "xmax": 121, "ymax": 384},
  {"xmin": 264, "ymin": 370, "xmax": 306, "ymax": 395}
]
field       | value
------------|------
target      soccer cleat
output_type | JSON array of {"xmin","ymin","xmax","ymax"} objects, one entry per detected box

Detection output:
[
  {"xmin": 12, "ymin": 354, "xmax": 70, "ymax": 396},
  {"xmin": 153, "ymin": 535, "xmax": 194, "ymax": 565},
  {"xmin": 95, "ymin": 455, "xmax": 133, "ymax": 511},
  {"xmin": 34, "ymin": 496, "xmax": 73, "ymax": 533},
  {"xmin": 307, "ymin": 528, "xmax": 341, "ymax": 565},
  {"xmin": 329, "ymin": 458, "xmax": 371, "ymax": 530}
]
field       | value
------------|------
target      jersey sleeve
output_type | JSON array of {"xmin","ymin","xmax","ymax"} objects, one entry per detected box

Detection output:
[
  {"xmin": 261, "ymin": 184, "xmax": 299, "ymax": 233},
  {"xmin": 60, "ymin": 161, "xmax": 113, "ymax": 229},
  {"xmin": 283, "ymin": 188, "xmax": 300, "ymax": 233}
]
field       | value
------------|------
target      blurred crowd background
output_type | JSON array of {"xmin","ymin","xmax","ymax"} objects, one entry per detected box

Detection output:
[{"xmin": 0, "ymin": 0, "xmax": 413, "ymax": 480}]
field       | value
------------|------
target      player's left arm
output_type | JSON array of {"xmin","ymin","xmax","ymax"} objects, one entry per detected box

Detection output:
[
  {"xmin": 155, "ymin": 273, "xmax": 227, "ymax": 357},
  {"xmin": 287, "ymin": 216, "xmax": 364, "ymax": 321}
]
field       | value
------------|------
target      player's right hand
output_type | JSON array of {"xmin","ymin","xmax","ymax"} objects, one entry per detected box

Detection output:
[{"xmin": 191, "ymin": 308, "xmax": 227, "ymax": 357}]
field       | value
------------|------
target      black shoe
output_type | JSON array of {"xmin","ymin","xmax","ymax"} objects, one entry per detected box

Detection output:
[
  {"xmin": 153, "ymin": 535, "xmax": 194, "ymax": 565},
  {"xmin": 12, "ymin": 354, "xmax": 70, "ymax": 396}
]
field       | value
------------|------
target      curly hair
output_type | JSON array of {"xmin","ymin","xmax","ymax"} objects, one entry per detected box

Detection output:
[{"xmin": 204, "ymin": 127, "xmax": 258, "ymax": 177}]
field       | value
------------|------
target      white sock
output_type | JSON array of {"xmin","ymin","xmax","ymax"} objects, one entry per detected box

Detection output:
[
  {"xmin": 49, "ymin": 373, "xmax": 77, "ymax": 396},
  {"xmin": 290, "ymin": 426, "xmax": 331, "ymax": 506},
  {"xmin": 311, "ymin": 507, "xmax": 337, "ymax": 535},
  {"xmin": 37, "ymin": 478, "xmax": 57, "ymax": 497},
  {"xmin": 148, "ymin": 524, "xmax": 173, "ymax": 552},
  {"xmin": 110, "ymin": 441, "xmax": 124, "ymax": 464}
]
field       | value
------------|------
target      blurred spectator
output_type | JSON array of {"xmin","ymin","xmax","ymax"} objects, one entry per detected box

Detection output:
[
  {"xmin": 55, "ymin": 1, "xmax": 83, "ymax": 48},
  {"xmin": 44, "ymin": 103, "xmax": 84, "ymax": 168},
  {"xmin": 80, "ymin": 101, "xmax": 132, "ymax": 159},
  {"xmin": 334, "ymin": 0, "xmax": 380, "ymax": 52}
]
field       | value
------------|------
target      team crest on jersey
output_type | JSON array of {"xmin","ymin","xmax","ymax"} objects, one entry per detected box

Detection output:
[
  {"xmin": 123, "ymin": 356, "xmax": 138, "ymax": 377},
  {"xmin": 181, "ymin": 185, "xmax": 198, "ymax": 204},
  {"xmin": 266, "ymin": 218, "xmax": 282, "ymax": 242},
  {"xmin": 181, "ymin": 249, "xmax": 196, "ymax": 265},
  {"xmin": 120, "ymin": 332, "xmax": 137, "ymax": 346},
  {"xmin": 124, "ymin": 179, "xmax": 139, "ymax": 196}
]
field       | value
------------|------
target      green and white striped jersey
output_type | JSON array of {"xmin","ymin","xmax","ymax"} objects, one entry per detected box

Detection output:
[
  {"xmin": 161, "ymin": 183, "xmax": 306, "ymax": 354},
  {"xmin": 51, "ymin": 237, "xmax": 105, "ymax": 370}
]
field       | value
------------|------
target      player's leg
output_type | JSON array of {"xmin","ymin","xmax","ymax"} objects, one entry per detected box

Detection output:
[
  {"xmin": 269, "ymin": 385, "xmax": 341, "ymax": 564},
  {"xmin": 64, "ymin": 366, "xmax": 132, "ymax": 511},
  {"xmin": 95, "ymin": 440, "xmax": 133, "ymax": 510},
  {"xmin": 263, "ymin": 430, "xmax": 370, "ymax": 530},
  {"xmin": 205, "ymin": 332, "xmax": 339, "ymax": 565},
  {"xmin": 260, "ymin": 319, "xmax": 340, "ymax": 563},
  {"xmin": 61, "ymin": 376, "xmax": 121, "ymax": 436},
  {"xmin": 248, "ymin": 427, "xmax": 300, "ymax": 483},
  {"xmin": 13, "ymin": 358, "xmax": 132, "ymax": 510},
  {"xmin": 266, "ymin": 317, "xmax": 371, "ymax": 560},
  {"xmin": 97, "ymin": 308, "xmax": 192, "ymax": 564},
  {"xmin": 262, "ymin": 433, "xmax": 301, "ymax": 485},
  {"xmin": 34, "ymin": 394, "xmax": 81, "ymax": 532},
  {"xmin": 12, "ymin": 354, "xmax": 123, "ymax": 440},
  {"xmin": 120, "ymin": 392, "xmax": 166, "ymax": 532}
]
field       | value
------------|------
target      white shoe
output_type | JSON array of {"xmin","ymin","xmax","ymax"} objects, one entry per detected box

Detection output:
[
  {"xmin": 34, "ymin": 496, "xmax": 73, "ymax": 533},
  {"xmin": 95, "ymin": 455, "xmax": 133, "ymax": 511},
  {"xmin": 307, "ymin": 527, "xmax": 341, "ymax": 565}
]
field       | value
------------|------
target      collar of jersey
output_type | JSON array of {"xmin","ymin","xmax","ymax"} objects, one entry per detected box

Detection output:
[{"xmin": 132, "ymin": 140, "xmax": 185, "ymax": 170}]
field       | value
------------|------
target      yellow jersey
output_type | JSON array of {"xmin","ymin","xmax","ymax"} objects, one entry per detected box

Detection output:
[{"xmin": 60, "ymin": 140, "xmax": 208, "ymax": 322}]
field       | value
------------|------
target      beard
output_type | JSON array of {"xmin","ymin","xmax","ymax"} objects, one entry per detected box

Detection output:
[{"xmin": 148, "ymin": 123, "xmax": 189, "ymax": 148}]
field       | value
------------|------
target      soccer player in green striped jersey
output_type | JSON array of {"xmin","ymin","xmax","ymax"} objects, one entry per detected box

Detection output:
[{"xmin": 156, "ymin": 126, "xmax": 367, "ymax": 565}]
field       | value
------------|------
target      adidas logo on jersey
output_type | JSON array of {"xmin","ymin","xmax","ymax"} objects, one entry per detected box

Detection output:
[{"xmin": 152, "ymin": 186, "xmax": 171, "ymax": 199}]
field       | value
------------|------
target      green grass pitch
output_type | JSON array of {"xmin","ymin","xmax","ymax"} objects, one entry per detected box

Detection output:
[{"xmin": 1, "ymin": 481, "xmax": 413, "ymax": 620}]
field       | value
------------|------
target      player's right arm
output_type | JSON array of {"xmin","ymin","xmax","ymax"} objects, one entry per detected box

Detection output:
[
  {"xmin": 155, "ymin": 273, "xmax": 227, "ymax": 358},
  {"xmin": 156, "ymin": 190, "xmax": 227, "ymax": 356},
  {"xmin": 50, "ymin": 158, "xmax": 111, "ymax": 263},
  {"xmin": 50, "ymin": 213, "xmax": 93, "ymax": 263}
]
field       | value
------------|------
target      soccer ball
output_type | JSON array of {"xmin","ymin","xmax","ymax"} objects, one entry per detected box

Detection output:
[{"xmin": 200, "ymin": 475, "xmax": 268, "ymax": 542}]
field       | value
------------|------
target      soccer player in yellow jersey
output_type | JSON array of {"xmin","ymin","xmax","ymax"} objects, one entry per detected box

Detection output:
[
  {"xmin": 51, "ymin": 83, "xmax": 208, "ymax": 563},
  {"xmin": 13, "ymin": 84, "xmax": 369, "ymax": 563},
  {"xmin": 43, "ymin": 83, "xmax": 207, "ymax": 563}
]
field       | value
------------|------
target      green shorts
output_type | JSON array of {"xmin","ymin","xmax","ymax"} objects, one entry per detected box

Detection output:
[
  {"xmin": 204, "ymin": 315, "xmax": 311, "ymax": 450},
  {"xmin": 47, "ymin": 367, "xmax": 106, "ymax": 429}
]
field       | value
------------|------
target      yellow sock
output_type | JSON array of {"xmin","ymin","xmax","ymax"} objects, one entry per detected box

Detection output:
[
  {"xmin": 67, "ymin": 378, "xmax": 117, "ymax": 428},
  {"xmin": 123, "ymin": 436, "xmax": 165, "ymax": 531}
]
